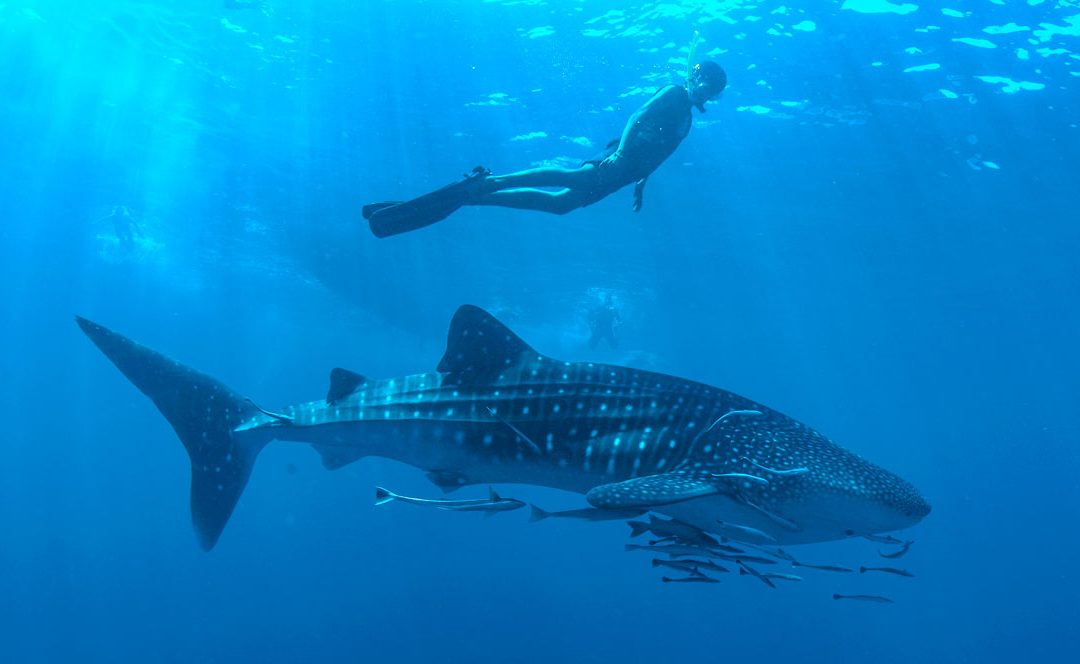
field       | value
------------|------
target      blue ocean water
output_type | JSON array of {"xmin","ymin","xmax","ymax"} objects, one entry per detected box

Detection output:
[{"xmin": 1, "ymin": 0, "xmax": 1077, "ymax": 661}]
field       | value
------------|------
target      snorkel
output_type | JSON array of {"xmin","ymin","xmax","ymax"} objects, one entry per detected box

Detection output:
[
  {"xmin": 686, "ymin": 31, "xmax": 708, "ymax": 112},
  {"xmin": 686, "ymin": 30, "xmax": 703, "ymax": 88}
]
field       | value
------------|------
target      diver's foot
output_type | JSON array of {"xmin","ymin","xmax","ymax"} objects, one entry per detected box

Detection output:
[
  {"xmin": 461, "ymin": 165, "xmax": 495, "ymax": 201},
  {"xmin": 466, "ymin": 165, "xmax": 492, "ymax": 178},
  {"xmin": 362, "ymin": 201, "xmax": 404, "ymax": 220}
]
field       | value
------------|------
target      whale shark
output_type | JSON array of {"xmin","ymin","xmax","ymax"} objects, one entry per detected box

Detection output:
[{"xmin": 75, "ymin": 305, "xmax": 930, "ymax": 551}]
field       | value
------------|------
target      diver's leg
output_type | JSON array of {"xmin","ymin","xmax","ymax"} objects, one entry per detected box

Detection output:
[
  {"xmin": 487, "ymin": 164, "xmax": 598, "ymax": 191},
  {"xmin": 472, "ymin": 163, "xmax": 606, "ymax": 214},
  {"xmin": 473, "ymin": 187, "xmax": 595, "ymax": 215}
]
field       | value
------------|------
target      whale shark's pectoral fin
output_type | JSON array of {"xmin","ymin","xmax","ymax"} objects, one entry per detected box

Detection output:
[
  {"xmin": 586, "ymin": 472, "xmax": 722, "ymax": 509},
  {"xmin": 326, "ymin": 368, "xmax": 368, "ymax": 405}
]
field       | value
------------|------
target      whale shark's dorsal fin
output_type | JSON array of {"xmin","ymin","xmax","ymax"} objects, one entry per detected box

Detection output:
[
  {"xmin": 437, "ymin": 305, "xmax": 545, "ymax": 384},
  {"xmin": 326, "ymin": 368, "xmax": 368, "ymax": 405}
]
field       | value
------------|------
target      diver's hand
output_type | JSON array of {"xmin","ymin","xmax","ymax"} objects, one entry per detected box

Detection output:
[{"xmin": 632, "ymin": 178, "xmax": 647, "ymax": 212}]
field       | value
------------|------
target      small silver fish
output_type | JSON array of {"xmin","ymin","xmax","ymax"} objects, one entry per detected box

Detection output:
[
  {"xmin": 710, "ymin": 543, "xmax": 747, "ymax": 555},
  {"xmin": 661, "ymin": 573, "xmax": 720, "ymax": 584},
  {"xmin": 737, "ymin": 562, "xmax": 776, "ymax": 589},
  {"xmin": 529, "ymin": 505, "xmax": 644, "ymax": 523},
  {"xmin": 739, "ymin": 542, "xmax": 798, "ymax": 562},
  {"xmin": 625, "ymin": 543, "xmax": 720, "ymax": 558},
  {"xmin": 629, "ymin": 515, "xmax": 720, "ymax": 547},
  {"xmin": 771, "ymin": 547, "xmax": 798, "ymax": 563},
  {"xmin": 712, "ymin": 553, "xmax": 777, "ymax": 565},
  {"xmin": 761, "ymin": 572, "xmax": 803, "ymax": 582},
  {"xmin": 833, "ymin": 593, "xmax": 894, "ymax": 604},
  {"xmin": 649, "ymin": 535, "xmax": 721, "ymax": 547},
  {"xmin": 625, "ymin": 543, "xmax": 770, "ymax": 563},
  {"xmin": 860, "ymin": 566, "xmax": 915, "ymax": 578},
  {"xmin": 652, "ymin": 558, "xmax": 730, "ymax": 574},
  {"xmin": 879, "ymin": 540, "xmax": 914, "ymax": 559},
  {"xmin": 374, "ymin": 486, "xmax": 525, "ymax": 513},
  {"xmin": 852, "ymin": 531, "xmax": 905, "ymax": 545},
  {"xmin": 792, "ymin": 561, "xmax": 853, "ymax": 573},
  {"xmin": 738, "ymin": 568, "xmax": 802, "ymax": 582},
  {"xmin": 717, "ymin": 520, "xmax": 777, "ymax": 543}
]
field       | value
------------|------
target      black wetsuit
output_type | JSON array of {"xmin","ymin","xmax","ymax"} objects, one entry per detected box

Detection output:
[
  {"xmin": 475, "ymin": 85, "xmax": 695, "ymax": 214},
  {"xmin": 363, "ymin": 83, "xmax": 699, "ymax": 238}
]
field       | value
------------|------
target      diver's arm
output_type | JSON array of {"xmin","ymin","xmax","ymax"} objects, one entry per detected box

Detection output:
[{"xmin": 632, "ymin": 177, "xmax": 648, "ymax": 212}]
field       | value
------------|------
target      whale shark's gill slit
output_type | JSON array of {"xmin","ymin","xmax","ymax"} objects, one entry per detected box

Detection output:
[
  {"xmin": 486, "ymin": 406, "xmax": 542, "ymax": 455},
  {"xmin": 244, "ymin": 398, "xmax": 294, "ymax": 424},
  {"xmin": 682, "ymin": 408, "xmax": 764, "ymax": 463}
]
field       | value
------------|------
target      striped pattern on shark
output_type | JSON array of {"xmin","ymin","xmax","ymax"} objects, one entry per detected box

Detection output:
[{"xmin": 75, "ymin": 305, "xmax": 930, "ymax": 551}]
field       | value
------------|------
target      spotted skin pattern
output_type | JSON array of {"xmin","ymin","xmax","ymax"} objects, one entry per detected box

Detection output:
[{"xmin": 78, "ymin": 305, "xmax": 930, "ymax": 549}]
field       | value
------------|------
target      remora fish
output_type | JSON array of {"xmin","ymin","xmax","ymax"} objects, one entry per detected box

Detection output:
[
  {"xmin": 662, "ymin": 573, "xmax": 720, "ymax": 584},
  {"xmin": 628, "ymin": 515, "xmax": 720, "ymax": 547},
  {"xmin": 833, "ymin": 593, "xmax": 894, "ymax": 604},
  {"xmin": 737, "ymin": 567, "xmax": 802, "ymax": 583},
  {"xmin": 792, "ymin": 561, "xmax": 854, "ymax": 573},
  {"xmin": 651, "ymin": 558, "xmax": 730, "ymax": 574},
  {"xmin": 717, "ymin": 520, "xmax": 777, "ymax": 543},
  {"xmin": 529, "ymin": 505, "xmax": 644, "ymax": 523},
  {"xmin": 74, "ymin": 305, "xmax": 931, "ymax": 551},
  {"xmin": 737, "ymin": 561, "xmax": 776, "ymax": 588},
  {"xmin": 375, "ymin": 486, "xmax": 524, "ymax": 513},
  {"xmin": 625, "ymin": 543, "xmax": 723, "ymax": 558},
  {"xmin": 842, "ymin": 529, "xmax": 902, "ymax": 546},
  {"xmin": 859, "ymin": 566, "xmax": 914, "ymax": 578},
  {"xmin": 879, "ymin": 540, "xmax": 914, "ymax": 559},
  {"xmin": 761, "ymin": 572, "xmax": 803, "ymax": 582}
]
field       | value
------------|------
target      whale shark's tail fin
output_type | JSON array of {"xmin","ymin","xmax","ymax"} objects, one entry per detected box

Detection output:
[{"xmin": 75, "ymin": 316, "xmax": 268, "ymax": 551}]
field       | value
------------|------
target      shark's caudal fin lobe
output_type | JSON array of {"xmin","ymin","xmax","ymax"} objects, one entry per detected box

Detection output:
[
  {"xmin": 326, "ymin": 368, "xmax": 367, "ymax": 405},
  {"xmin": 374, "ymin": 487, "xmax": 396, "ymax": 505},
  {"xmin": 627, "ymin": 520, "xmax": 651, "ymax": 538},
  {"xmin": 437, "ymin": 305, "xmax": 547, "ymax": 384},
  {"xmin": 74, "ymin": 316, "xmax": 266, "ymax": 551}
]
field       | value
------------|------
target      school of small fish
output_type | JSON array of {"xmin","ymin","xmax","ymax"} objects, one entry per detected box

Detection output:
[{"xmin": 374, "ymin": 486, "xmax": 917, "ymax": 604}]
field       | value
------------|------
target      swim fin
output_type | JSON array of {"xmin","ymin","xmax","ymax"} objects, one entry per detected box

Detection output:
[
  {"xmin": 361, "ymin": 201, "xmax": 402, "ymax": 220},
  {"xmin": 366, "ymin": 167, "xmax": 491, "ymax": 239}
]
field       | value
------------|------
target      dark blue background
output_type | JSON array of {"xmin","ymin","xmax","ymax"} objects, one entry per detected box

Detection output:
[{"xmin": 1, "ymin": 1, "xmax": 1077, "ymax": 661}]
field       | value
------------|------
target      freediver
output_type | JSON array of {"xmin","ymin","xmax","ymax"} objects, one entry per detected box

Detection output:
[{"xmin": 362, "ymin": 60, "xmax": 727, "ymax": 238}]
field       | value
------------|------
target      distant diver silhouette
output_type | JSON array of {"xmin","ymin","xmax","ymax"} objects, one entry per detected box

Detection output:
[
  {"xmin": 588, "ymin": 294, "xmax": 622, "ymax": 350},
  {"xmin": 100, "ymin": 205, "xmax": 141, "ymax": 248}
]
